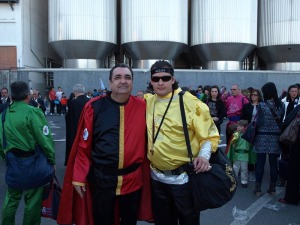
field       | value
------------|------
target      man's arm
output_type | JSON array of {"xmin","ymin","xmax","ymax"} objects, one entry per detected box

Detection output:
[{"xmin": 71, "ymin": 102, "xmax": 94, "ymax": 197}]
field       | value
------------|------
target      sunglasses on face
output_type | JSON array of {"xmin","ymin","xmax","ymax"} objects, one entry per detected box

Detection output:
[{"xmin": 151, "ymin": 76, "xmax": 172, "ymax": 82}]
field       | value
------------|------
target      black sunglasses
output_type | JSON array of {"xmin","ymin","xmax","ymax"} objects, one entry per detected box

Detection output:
[{"xmin": 151, "ymin": 76, "xmax": 172, "ymax": 82}]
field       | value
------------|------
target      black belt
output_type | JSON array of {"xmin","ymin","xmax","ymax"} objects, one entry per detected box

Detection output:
[
  {"xmin": 94, "ymin": 163, "xmax": 141, "ymax": 176},
  {"xmin": 151, "ymin": 164, "xmax": 186, "ymax": 176},
  {"xmin": 9, "ymin": 148, "xmax": 35, "ymax": 157}
]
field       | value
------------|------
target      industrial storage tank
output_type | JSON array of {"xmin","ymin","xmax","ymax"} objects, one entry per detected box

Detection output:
[
  {"xmin": 191, "ymin": 0, "xmax": 258, "ymax": 70},
  {"xmin": 121, "ymin": 0, "xmax": 188, "ymax": 69},
  {"xmin": 48, "ymin": 0, "xmax": 117, "ymax": 68},
  {"xmin": 257, "ymin": 0, "xmax": 300, "ymax": 71}
]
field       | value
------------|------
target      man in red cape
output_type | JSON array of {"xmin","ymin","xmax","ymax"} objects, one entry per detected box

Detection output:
[{"xmin": 57, "ymin": 64, "xmax": 152, "ymax": 225}]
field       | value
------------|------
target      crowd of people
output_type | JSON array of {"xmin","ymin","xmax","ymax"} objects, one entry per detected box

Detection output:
[{"xmin": 0, "ymin": 63, "xmax": 299, "ymax": 225}]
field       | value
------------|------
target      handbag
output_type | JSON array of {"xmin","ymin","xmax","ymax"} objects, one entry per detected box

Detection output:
[
  {"xmin": 41, "ymin": 175, "xmax": 62, "ymax": 220},
  {"xmin": 179, "ymin": 91, "xmax": 237, "ymax": 211},
  {"xmin": 241, "ymin": 105, "xmax": 260, "ymax": 144},
  {"xmin": 2, "ymin": 108, "xmax": 54, "ymax": 190},
  {"xmin": 279, "ymin": 115, "xmax": 300, "ymax": 146}
]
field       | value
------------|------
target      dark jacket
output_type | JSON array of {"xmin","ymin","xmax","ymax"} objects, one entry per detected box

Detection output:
[{"xmin": 65, "ymin": 94, "xmax": 90, "ymax": 165}]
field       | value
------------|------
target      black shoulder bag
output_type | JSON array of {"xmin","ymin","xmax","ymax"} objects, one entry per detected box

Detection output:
[
  {"xmin": 2, "ymin": 107, "xmax": 54, "ymax": 190},
  {"xmin": 179, "ymin": 91, "xmax": 237, "ymax": 211}
]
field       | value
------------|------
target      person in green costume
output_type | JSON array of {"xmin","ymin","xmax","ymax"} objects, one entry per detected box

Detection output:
[{"xmin": 0, "ymin": 81, "xmax": 55, "ymax": 225}]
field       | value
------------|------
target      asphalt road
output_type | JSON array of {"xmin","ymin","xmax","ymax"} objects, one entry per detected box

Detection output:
[{"xmin": 0, "ymin": 115, "xmax": 299, "ymax": 225}]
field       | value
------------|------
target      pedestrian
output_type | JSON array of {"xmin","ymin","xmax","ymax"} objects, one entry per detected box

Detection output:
[
  {"xmin": 253, "ymin": 82, "xmax": 282, "ymax": 196},
  {"xmin": 206, "ymin": 85, "xmax": 226, "ymax": 134},
  {"xmin": 29, "ymin": 89, "xmax": 47, "ymax": 115},
  {"xmin": 64, "ymin": 84, "xmax": 90, "ymax": 166},
  {"xmin": 57, "ymin": 64, "xmax": 152, "ymax": 225},
  {"xmin": 146, "ymin": 60, "xmax": 220, "ymax": 225},
  {"xmin": 225, "ymin": 84, "xmax": 249, "ymax": 144},
  {"xmin": 227, "ymin": 120, "xmax": 253, "ymax": 188},
  {"xmin": 0, "ymin": 87, "xmax": 11, "ymax": 105},
  {"xmin": 0, "ymin": 81, "xmax": 55, "ymax": 225},
  {"xmin": 278, "ymin": 104, "xmax": 300, "ymax": 205}
]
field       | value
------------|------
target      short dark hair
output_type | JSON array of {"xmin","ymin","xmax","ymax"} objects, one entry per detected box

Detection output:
[
  {"xmin": 10, "ymin": 81, "xmax": 30, "ymax": 101},
  {"xmin": 149, "ymin": 60, "xmax": 179, "ymax": 90},
  {"xmin": 238, "ymin": 119, "xmax": 249, "ymax": 127},
  {"xmin": 109, "ymin": 63, "xmax": 134, "ymax": 81}
]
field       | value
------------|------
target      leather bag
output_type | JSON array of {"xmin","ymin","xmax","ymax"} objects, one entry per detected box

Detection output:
[
  {"xmin": 241, "ymin": 105, "xmax": 260, "ymax": 144},
  {"xmin": 41, "ymin": 176, "xmax": 62, "ymax": 220},
  {"xmin": 241, "ymin": 120, "xmax": 257, "ymax": 144},
  {"xmin": 279, "ymin": 116, "xmax": 300, "ymax": 146},
  {"xmin": 179, "ymin": 91, "xmax": 237, "ymax": 211}
]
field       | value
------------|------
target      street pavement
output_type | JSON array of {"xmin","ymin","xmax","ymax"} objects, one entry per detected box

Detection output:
[{"xmin": 0, "ymin": 115, "xmax": 299, "ymax": 225}]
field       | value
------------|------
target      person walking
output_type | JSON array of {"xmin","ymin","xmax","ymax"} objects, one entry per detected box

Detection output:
[
  {"xmin": 225, "ymin": 84, "xmax": 249, "ymax": 144},
  {"xmin": 57, "ymin": 64, "xmax": 151, "ymax": 225},
  {"xmin": 146, "ymin": 60, "xmax": 220, "ymax": 225},
  {"xmin": 206, "ymin": 85, "xmax": 226, "ymax": 134},
  {"xmin": 64, "ymin": 84, "xmax": 90, "ymax": 166},
  {"xmin": 253, "ymin": 82, "xmax": 282, "ymax": 196},
  {"xmin": 0, "ymin": 81, "xmax": 55, "ymax": 225}
]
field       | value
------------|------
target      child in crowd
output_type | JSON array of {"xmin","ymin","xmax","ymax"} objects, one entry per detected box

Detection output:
[
  {"xmin": 60, "ymin": 94, "xmax": 68, "ymax": 115},
  {"xmin": 227, "ymin": 120, "xmax": 253, "ymax": 188}
]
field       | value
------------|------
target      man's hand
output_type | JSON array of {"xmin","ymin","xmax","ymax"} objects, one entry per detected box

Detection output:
[
  {"xmin": 74, "ymin": 185, "xmax": 86, "ymax": 198},
  {"xmin": 193, "ymin": 156, "xmax": 211, "ymax": 173}
]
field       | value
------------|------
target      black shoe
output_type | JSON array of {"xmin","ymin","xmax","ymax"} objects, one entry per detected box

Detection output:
[
  {"xmin": 242, "ymin": 183, "xmax": 248, "ymax": 188},
  {"xmin": 254, "ymin": 183, "xmax": 261, "ymax": 196}
]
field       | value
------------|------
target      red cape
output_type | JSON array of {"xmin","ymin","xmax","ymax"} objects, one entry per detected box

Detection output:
[{"xmin": 57, "ymin": 97, "xmax": 153, "ymax": 225}]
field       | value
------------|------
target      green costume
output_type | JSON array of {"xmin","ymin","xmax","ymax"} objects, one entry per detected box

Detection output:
[
  {"xmin": 0, "ymin": 101, "xmax": 55, "ymax": 225},
  {"xmin": 227, "ymin": 131, "xmax": 256, "ymax": 164}
]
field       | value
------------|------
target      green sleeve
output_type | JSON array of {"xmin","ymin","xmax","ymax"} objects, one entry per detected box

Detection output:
[{"xmin": 29, "ymin": 109, "xmax": 55, "ymax": 164}]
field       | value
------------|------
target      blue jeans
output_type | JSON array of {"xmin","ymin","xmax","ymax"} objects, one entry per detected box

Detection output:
[{"xmin": 255, "ymin": 153, "xmax": 279, "ymax": 184}]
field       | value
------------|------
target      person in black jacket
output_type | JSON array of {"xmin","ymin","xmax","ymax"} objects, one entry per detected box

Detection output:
[
  {"xmin": 278, "ymin": 105, "xmax": 300, "ymax": 205},
  {"xmin": 241, "ymin": 89, "xmax": 263, "ymax": 124},
  {"xmin": 206, "ymin": 85, "xmax": 226, "ymax": 134},
  {"xmin": 29, "ymin": 90, "xmax": 46, "ymax": 115},
  {"xmin": 64, "ymin": 84, "xmax": 90, "ymax": 165}
]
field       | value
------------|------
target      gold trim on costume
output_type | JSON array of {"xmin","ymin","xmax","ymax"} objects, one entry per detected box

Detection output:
[
  {"xmin": 116, "ymin": 106, "xmax": 125, "ymax": 195},
  {"xmin": 72, "ymin": 181, "xmax": 86, "ymax": 186}
]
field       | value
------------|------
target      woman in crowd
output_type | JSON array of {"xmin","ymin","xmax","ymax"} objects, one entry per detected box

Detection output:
[
  {"xmin": 241, "ymin": 89, "xmax": 263, "ymax": 181},
  {"xmin": 241, "ymin": 89, "xmax": 263, "ymax": 124},
  {"xmin": 253, "ymin": 82, "xmax": 282, "ymax": 196},
  {"xmin": 206, "ymin": 85, "xmax": 226, "ymax": 134},
  {"xmin": 281, "ymin": 84, "xmax": 300, "ymax": 122},
  {"xmin": 278, "ymin": 104, "xmax": 300, "ymax": 205}
]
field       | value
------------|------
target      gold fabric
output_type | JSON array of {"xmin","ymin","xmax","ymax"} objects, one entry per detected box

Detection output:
[{"xmin": 146, "ymin": 88, "xmax": 220, "ymax": 171}]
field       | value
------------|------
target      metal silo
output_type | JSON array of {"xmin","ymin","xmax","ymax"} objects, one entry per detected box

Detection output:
[
  {"xmin": 191, "ymin": 0, "xmax": 258, "ymax": 70},
  {"xmin": 48, "ymin": 0, "xmax": 117, "ymax": 68},
  {"xmin": 121, "ymin": 0, "xmax": 188, "ymax": 69},
  {"xmin": 257, "ymin": 0, "xmax": 300, "ymax": 71}
]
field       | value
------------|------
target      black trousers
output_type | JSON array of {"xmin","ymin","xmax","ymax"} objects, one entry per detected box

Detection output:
[
  {"xmin": 93, "ymin": 187, "xmax": 141, "ymax": 225},
  {"xmin": 151, "ymin": 179, "xmax": 200, "ymax": 225},
  {"xmin": 284, "ymin": 139, "xmax": 300, "ymax": 204}
]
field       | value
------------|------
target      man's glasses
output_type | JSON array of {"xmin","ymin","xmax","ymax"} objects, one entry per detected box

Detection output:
[{"xmin": 151, "ymin": 76, "xmax": 172, "ymax": 82}]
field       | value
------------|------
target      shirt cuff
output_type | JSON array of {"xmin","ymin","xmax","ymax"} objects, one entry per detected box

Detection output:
[
  {"xmin": 72, "ymin": 181, "xmax": 86, "ymax": 186},
  {"xmin": 198, "ymin": 141, "xmax": 212, "ymax": 160}
]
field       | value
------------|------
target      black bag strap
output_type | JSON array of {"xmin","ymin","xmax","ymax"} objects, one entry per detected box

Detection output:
[
  {"xmin": 1, "ymin": 108, "xmax": 8, "ymax": 148},
  {"xmin": 265, "ymin": 101, "xmax": 281, "ymax": 127},
  {"xmin": 178, "ymin": 91, "xmax": 193, "ymax": 164}
]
